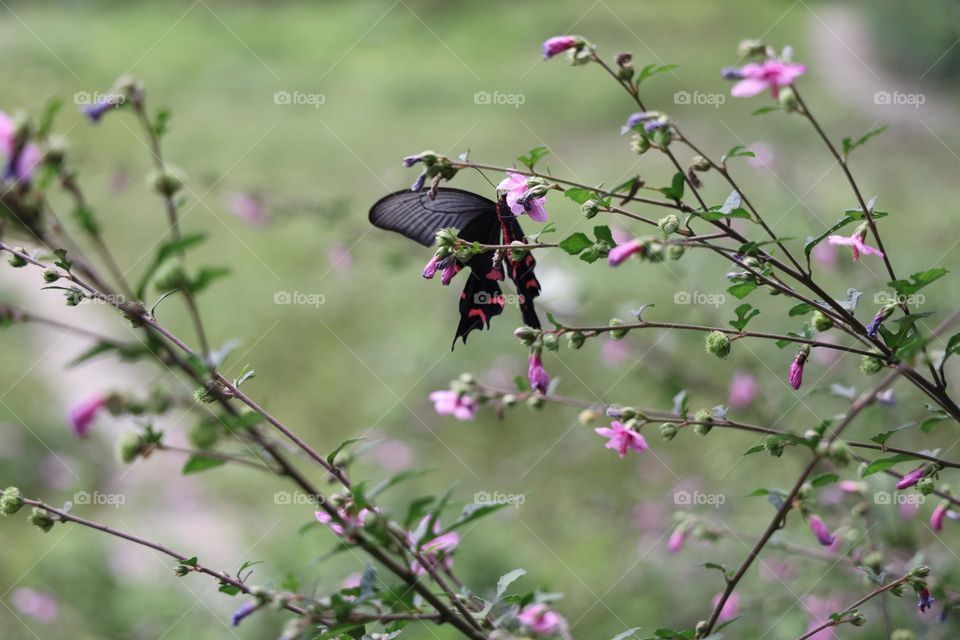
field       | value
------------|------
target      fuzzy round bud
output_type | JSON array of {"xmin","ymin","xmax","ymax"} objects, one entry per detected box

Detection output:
[
  {"xmin": 659, "ymin": 423, "xmax": 678, "ymax": 441},
  {"xmin": 691, "ymin": 156, "xmax": 711, "ymax": 172},
  {"xmin": 779, "ymin": 87, "xmax": 799, "ymax": 113},
  {"xmin": 526, "ymin": 395, "xmax": 544, "ymax": 410},
  {"xmin": 577, "ymin": 409, "xmax": 599, "ymax": 424},
  {"xmin": 41, "ymin": 269, "xmax": 60, "ymax": 283},
  {"xmin": 608, "ymin": 318, "xmax": 628, "ymax": 340},
  {"xmin": 188, "ymin": 420, "xmax": 219, "ymax": 450},
  {"xmin": 863, "ymin": 551, "xmax": 883, "ymax": 571},
  {"xmin": 629, "ymin": 133, "xmax": 650, "ymax": 155},
  {"xmin": 580, "ymin": 199, "xmax": 602, "ymax": 219},
  {"xmin": 117, "ymin": 431, "xmax": 146, "ymax": 464},
  {"xmin": 828, "ymin": 440, "xmax": 852, "ymax": 467},
  {"xmin": 811, "ymin": 311, "xmax": 833, "ymax": 332},
  {"xmin": 891, "ymin": 629, "xmax": 915, "ymax": 640},
  {"xmin": 567, "ymin": 331, "xmax": 586, "ymax": 350},
  {"xmin": 693, "ymin": 409, "xmax": 713, "ymax": 435},
  {"xmin": 514, "ymin": 325, "xmax": 540, "ymax": 346},
  {"xmin": 8, "ymin": 249, "xmax": 27, "ymax": 268},
  {"xmin": 1, "ymin": 487, "xmax": 24, "ymax": 515},
  {"xmin": 704, "ymin": 331, "xmax": 731, "ymax": 359},
  {"xmin": 668, "ymin": 244, "xmax": 685, "ymax": 261},
  {"xmin": 911, "ymin": 564, "xmax": 930, "ymax": 578},
  {"xmin": 542, "ymin": 333, "xmax": 559, "ymax": 352},
  {"xmin": 30, "ymin": 507, "xmax": 55, "ymax": 533},
  {"xmin": 150, "ymin": 167, "xmax": 184, "ymax": 197},
  {"xmin": 860, "ymin": 355, "xmax": 884, "ymax": 375},
  {"xmin": 658, "ymin": 214, "xmax": 680, "ymax": 235},
  {"xmin": 849, "ymin": 612, "xmax": 866, "ymax": 627},
  {"xmin": 502, "ymin": 394, "xmax": 517, "ymax": 407},
  {"xmin": 764, "ymin": 435, "xmax": 784, "ymax": 457},
  {"xmin": 917, "ymin": 477, "xmax": 935, "ymax": 495},
  {"xmin": 737, "ymin": 39, "xmax": 767, "ymax": 58}
]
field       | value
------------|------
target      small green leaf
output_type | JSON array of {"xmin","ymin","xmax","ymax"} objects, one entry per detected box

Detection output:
[
  {"xmin": 842, "ymin": 125, "xmax": 887, "ymax": 160},
  {"xmin": 727, "ymin": 281, "xmax": 757, "ymax": 300},
  {"xmin": 729, "ymin": 303, "xmax": 760, "ymax": 331},
  {"xmin": 327, "ymin": 437, "xmax": 364, "ymax": 465},
  {"xmin": 517, "ymin": 146, "xmax": 549, "ymax": 171},
  {"xmin": 810, "ymin": 473, "xmax": 839, "ymax": 488},
  {"xmin": 722, "ymin": 145, "xmax": 756, "ymax": 163},
  {"xmin": 788, "ymin": 303, "xmax": 815, "ymax": 317},
  {"xmin": 593, "ymin": 225, "xmax": 614, "ymax": 245},
  {"xmin": 559, "ymin": 232, "xmax": 593, "ymax": 255},
  {"xmin": 659, "ymin": 172, "xmax": 685, "ymax": 201},
  {"xmin": 888, "ymin": 268, "xmax": 948, "ymax": 297},
  {"xmin": 635, "ymin": 63, "xmax": 677, "ymax": 85},
  {"xmin": 860, "ymin": 453, "xmax": 920, "ymax": 477},
  {"xmin": 182, "ymin": 455, "xmax": 227, "ymax": 475},
  {"xmin": 564, "ymin": 187, "xmax": 596, "ymax": 205}
]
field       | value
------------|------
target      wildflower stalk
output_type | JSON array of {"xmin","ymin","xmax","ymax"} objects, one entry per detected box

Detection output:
[{"xmin": 793, "ymin": 574, "xmax": 912, "ymax": 640}]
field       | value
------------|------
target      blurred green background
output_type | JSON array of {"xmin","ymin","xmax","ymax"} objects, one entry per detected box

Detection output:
[{"xmin": 2, "ymin": 0, "xmax": 960, "ymax": 638}]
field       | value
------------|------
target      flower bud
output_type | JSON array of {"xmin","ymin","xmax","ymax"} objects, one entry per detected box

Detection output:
[
  {"xmin": 737, "ymin": 39, "xmax": 767, "ymax": 58},
  {"xmin": 916, "ymin": 477, "xmax": 936, "ymax": 495},
  {"xmin": 8, "ymin": 248, "xmax": 27, "ymax": 268},
  {"xmin": 581, "ymin": 199, "xmax": 601, "ymax": 219},
  {"xmin": 704, "ymin": 331, "xmax": 731, "ymax": 359},
  {"xmin": 542, "ymin": 333, "xmax": 559, "ymax": 351},
  {"xmin": 526, "ymin": 395, "xmax": 544, "ymax": 410},
  {"xmin": 117, "ymin": 431, "xmax": 146, "ymax": 464},
  {"xmin": 658, "ymin": 214, "xmax": 680, "ymax": 235},
  {"xmin": 860, "ymin": 354, "xmax": 883, "ymax": 375},
  {"xmin": 193, "ymin": 382, "xmax": 219, "ymax": 404},
  {"xmin": 154, "ymin": 264, "xmax": 189, "ymax": 292},
  {"xmin": 779, "ymin": 87, "xmax": 799, "ymax": 113},
  {"xmin": 862, "ymin": 551, "xmax": 883, "ymax": 571},
  {"xmin": 849, "ymin": 612, "xmax": 866, "ymax": 627},
  {"xmin": 764, "ymin": 435, "xmax": 784, "ymax": 457},
  {"xmin": 608, "ymin": 318, "xmax": 628, "ymax": 340},
  {"xmin": 691, "ymin": 156, "xmax": 711, "ymax": 172},
  {"xmin": 188, "ymin": 420, "xmax": 220, "ymax": 450},
  {"xmin": 629, "ymin": 133, "xmax": 650, "ymax": 155},
  {"xmin": 502, "ymin": 394, "xmax": 517, "ymax": 407},
  {"xmin": 41, "ymin": 269, "xmax": 60, "ymax": 283},
  {"xmin": 659, "ymin": 423, "xmax": 678, "ymax": 441},
  {"xmin": 891, "ymin": 630, "xmax": 915, "ymax": 640},
  {"xmin": 693, "ymin": 409, "xmax": 713, "ymax": 435},
  {"xmin": 911, "ymin": 564, "xmax": 930, "ymax": 578},
  {"xmin": 514, "ymin": 325, "xmax": 539, "ymax": 346},
  {"xmin": 30, "ymin": 507, "xmax": 55, "ymax": 533},
  {"xmin": 828, "ymin": 440, "xmax": 852, "ymax": 466},
  {"xmin": 567, "ymin": 331, "xmax": 586, "ymax": 349},
  {"xmin": 695, "ymin": 620, "xmax": 708, "ymax": 637},
  {"xmin": 1, "ymin": 487, "xmax": 24, "ymax": 515},
  {"xmin": 811, "ymin": 311, "xmax": 833, "ymax": 332},
  {"xmin": 668, "ymin": 245, "xmax": 685, "ymax": 260},
  {"xmin": 578, "ymin": 409, "xmax": 598, "ymax": 424},
  {"xmin": 435, "ymin": 227, "xmax": 459, "ymax": 250},
  {"xmin": 890, "ymin": 583, "xmax": 906, "ymax": 598},
  {"xmin": 150, "ymin": 166, "xmax": 184, "ymax": 197},
  {"xmin": 804, "ymin": 429, "xmax": 821, "ymax": 446}
]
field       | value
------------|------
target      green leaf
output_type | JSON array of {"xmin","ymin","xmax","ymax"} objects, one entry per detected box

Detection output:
[
  {"xmin": 729, "ymin": 303, "xmax": 760, "ymax": 331},
  {"xmin": 636, "ymin": 63, "xmax": 677, "ymax": 85},
  {"xmin": 803, "ymin": 208, "xmax": 889, "ymax": 258},
  {"xmin": 727, "ymin": 281, "xmax": 757, "ymax": 300},
  {"xmin": 187, "ymin": 267, "xmax": 231, "ymax": 294},
  {"xmin": 369, "ymin": 468, "xmax": 431, "ymax": 499},
  {"xmin": 517, "ymin": 146, "xmax": 549, "ymax": 171},
  {"xmin": 73, "ymin": 205, "xmax": 101, "ymax": 235},
  {"xmin": 752, "ymin": 105, "xmax": 781, "ymax": 115},
  {"xmin": 559, "ymin": 232, "xmax": 593, "ymax": 255},
  {"xmin": 446, "ymin": 502, "xmax": 508, "ymax": 532},
  {"xmin": 659, "ymin": 172, "xmax": 685, "ymax": 201},
  {"xmin": 888, "ymin": 268, "xmax": 948, "ymax": 297},
  {"xmin": 218, "ymin": 583, "xmax": 241, "ymax": 595},
  {"xmin": 153, "ymin": 108, "xmax": 173, "ymax": 138},
  {"xmin": 593, "ymin": 225, "xmax": 614, "ymax": 245},
  {"xmin": 788, "ymin": 303, "xmax": 815, "ymax": 317},
  {"xmin": 810, "ymin": 473, "xmax": 839, "ymax": 488},
  {"xmin": 182, "ymin": 455, "xmax": 227, "ymax": 475},
  {"xmin": 495, "ymin": 568, "xmax": 527, "ymax": 601},
  {"xmin": 564, "ymin": 187, "xmax": 596, "ymax": 205},
  {"xmin": 860, "ymin": 453, "xmax": 920, "ymax": 477},
  {"xmin": 722, "ymin": 145, "xmax": 756, "ymax": 163},
  {"xmin": 842, "ymin": 125, "xmax": 887, "ymax": 160},
  {"xmin": 38, "ymin": 96, "xmax": 63, "ymax": 137},
  {"xmin": 327, "ymin": 437, "xmax": 364, "ymax": 465},
  {"xmin": 137, "ymin": 233, "xmax": 208, "ymax": 298}
]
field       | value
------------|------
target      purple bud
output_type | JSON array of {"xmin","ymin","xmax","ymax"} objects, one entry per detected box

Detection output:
[
  {"xmin": 620, "ymin": 111, "xmax": 651, "ymax": 135},
  {"xmin": 918, "ymin": 588, "xmax": 934, "ymax": 613},
  {"xmin": 81, "ymin": 95, "xmax": 122, "ymax": 124},
  {"xmin": 410, "ymin": 171, "xmax": 427, "ymax": 192},
  {"xmin": 808, "ymin": 514, "xmax": 835, "ymax": 546},
  {"xmin": 422, "ymin": 255, "xmax": 440, "ymax": 280},
  {"xmin": 643, "ymin": 119, "xmax": 665, "ymax": 133},
  {"xmin": 402, "ymin": 154, "xmax": 422, "ymax": 168},
  {"xmin": 721, "ymin": 67, "xmax": 744, "ymax": 81},
  {"xmin": 896, "ymin": 466, "xmax": 925, "ymax": 490},
  {"xmin": 230, "ymin": 601, "xmax": 257, "ymax": 627}
]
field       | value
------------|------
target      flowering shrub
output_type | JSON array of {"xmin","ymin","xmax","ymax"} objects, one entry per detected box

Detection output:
[{"xmin": 0, "ymin": 31, "xmax": 957, "ymax": 640}]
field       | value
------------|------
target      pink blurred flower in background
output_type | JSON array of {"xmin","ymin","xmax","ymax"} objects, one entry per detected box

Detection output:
[
  {"xmin": 711, "ymin": 592, "xmax": 739, "ymax": 622},
  {"xmin": 69, "ymin": 395, "xmax": 108, "ymax": 437},
  {"xmin": 326, "ymin": 242, "xmax": 353, "ymax": 272},
  {"xmin": 376, "ymin": 439, "xmax": 414, "ymax": 472},
  {"xmin": 226, "ymin": 192, "xmax": 270, "ymax": 226},
  {"xmin": 931, "ymin": 501, "xmax": 949, "ymax": 532},
  {"xmin": 595, "ymin": 421, "xmax": 648, "ymax": 458},
  {"xmin": 745, "ymin": 141, "xmax": 775, "ymax": 170},
  {"xmin": 409, "ymin": 516, "xmax": 459, "ymax": 575},
  {"xmin": 727, "ymin": 371, "xmax": 758, "ymax": 409},
  {"xmin": 0, "ymin": 111, "xmax": 41, "ymax": 181},
  {"xmin": 810, "ymin": 241, "xmax": 837, "ymax": 270},
  {"xmin": 518, "ymin": 603, "xmax": 566, "ymax": 635},
  {"xmin": 315, "ymin": 506, "xmax": 373, "ymax": 538},
  {"xmin": 11, "ymin": 588, "xmax": 58, "ymax": 623},
  {"xmin": 900, "ymin": 499, "xmax": 919, "ymax": 520},
  {"xmin": 667, "ymin": 525, "xmax": 687, "ymax": 553},
  {"xmin": 429, "ymin": 390, "xmax": 476, "ymax": 420},
  {"xmin": 804, "ymin": 595, "xmax": 844, "ymax": 639},
  {"xmin": 602, "ymin": 338, "xmax": 630, "ymax": 367}
]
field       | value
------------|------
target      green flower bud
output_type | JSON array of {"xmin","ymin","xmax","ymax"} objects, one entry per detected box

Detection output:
[
  {"xmin": 64, "ymin": 287, "xmax": 84, "ymax": 307},
  {"xmin": 860, "ymin": 354, "xmax": 884, "ymax": 375},
  {"xmin": 1, "ymin": 487, "xmax": 24, "ymax": 515},
  {"xmin": 694, "ymin": 620, "xmax": 708, "ymax": 638},
  {"xmin": 514, "ymin": 325, "xmax": 539, "ymax": 346},
  {"xmin": 889, "ymin": 583, "xmax": 906, "ymax": 598},
  {"xmin": 193, "ymin": 382, "xmax": 218, "ymax": 404},
  {"xmin": 862, "ymin": 551, "xmax": 883, "ymax": 571},
  {"xmin": 567, "ymin": 331, "xmax": 586, "ymax": 350},
  {"xmin": 8, "ymin": 248, "xmax": 27, "ymax": 268},
  {"xmin": 737, "ymin": 39, "xmax": 767, "ymax": 58},
  {"xmin": 693, "ymin": 409, "xmax": 713, "ymax": 435},
  {"xmin": 117, "ymin": 431, "xmax": 146, "ymax": 464},
  {"xmin": 646, "ymin": 242, "xmax": 664, "ymax": 263},
  {"xmin": 779, "ymin": 87, "xmax": 799, "ymax": 113},
  {"xmin": 911, "ymin": 564, "xmax": 930, "ymax": 578},
  {"xmin": 30, "ymin": 507, "xmax": 55, "ymax": 533},
  {"xmin": 502, "ymin": 394, "xmax": 517, "ymax": 407},
  {"xmin": 659, "ymin": 423, "xmax": 678, "ymax": 441},
  {"xmin": 526, "ymin": 395, "xmax": 544, "ymax": 410},
  {"xmin": 668, "ymin": 244, "xmax": 685, "ymax": 261},
  {"xmin": 804, "ymin": 429, "xmax": 821, "ymax": 446},
  {"xmin": 188, "ymin": 420, "xmax": 219, "ymax": 450},
  {"xmin": 629, "ymin": 133, "xmax": 650, "ymax": 155},
  {"xmin": 917, "ymin": 477, "xmax": 935, "ymax": 496},
  {"xmin": 849, "ymin": 611, "xmax": 866, "ymax": 627},
  {"xmin": 651, "ymin": 127, "xmax": 673, "ymax": 147},
  {"xmin": 581, "ymin": 199, "xmax": 602, "ymax": 219},
  {"xmin": 435, "ymin": 227, "xmax": 459, "ymax": 250},
  {"xmin": 150, "ymin": 166, "xmax": 184, "ymax": 197},
  {"xmin": 508, "ymin": 240, "xmax": 528, "ymax": 263},
  {"xmin": 154, "ymin": 264, "xmax": 189, "ymax": 293},
  {"xmin": 828, "ymin": 440, "xmax": 852, "ymax": 466},
  {"xmin": 704, "ymin": 331, "xmax": 731, "ymax": 359},
  {"xmin": 578, "ymin": 409, "xmax": 599, "ymax": 424},
  {"xmin": 811, "ymin": 311, "xmax": 833, "ymax": 332},
  {"xmin": 691, "ymin": 156, "xmax": 711, "ymax": 172},
  {"xmin": 41, "ymin": 269, "xmax": 60, "ymax": 283},
  {"xmin": 658, "ymin": 215, "xmax": 680, "ymax": 235},
  {"xmin": 542, "ymin": 333, "xmax": 559, "ymax": 352},
  {"xmin": 891, "ymin": 629, "xmax": 916, "ymax": 640},
  {"xmin": 764, "ymin": 435, "xmax": 784, "ymax": 457},
  {"xmin": 608, "ymin": 319, "xmax": 628, "ymax": 341}
]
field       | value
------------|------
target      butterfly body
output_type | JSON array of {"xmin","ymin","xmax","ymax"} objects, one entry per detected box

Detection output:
[{"xmin": 369, "ymin": 188, "xmax": 541, "ymax": 348}]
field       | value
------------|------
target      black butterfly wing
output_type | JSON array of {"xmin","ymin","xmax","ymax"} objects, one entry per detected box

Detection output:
[
  {"xmin": 498, "ymin": 203, "xmax": 542, "ymax": 329},
  {"xmin": 452, "ymin": 215, "xmax": 505, "ymax": 348},
  {"xmin": 369, "ymin": 188, "xmax": 497, "ymax": 246}
]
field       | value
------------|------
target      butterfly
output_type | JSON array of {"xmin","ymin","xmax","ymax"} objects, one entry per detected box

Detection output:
[{"xmin": 369, "ymin": 187, "xmax": 541, "ymax": 348}]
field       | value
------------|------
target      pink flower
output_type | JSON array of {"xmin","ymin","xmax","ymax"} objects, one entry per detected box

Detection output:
[
  {"xmin": 326, "ymin": 242, "xmax": 353, "ymax": 272},
  {"xmin": 440, "ymin": 261, "xmax": 461, "ymax": 285},
  {"xmin": 788, "ymin": 347, "xmax": 809, "ymax": 390},
  {"xmin": 11, "ymin": 588, "xmax": 58, "ymax": 623},
  {"xmin": 601, "ymin": 338, "xmax": 630, "ymax": 367},
  {"xmin": 804, "ymin": 595, "xmax": 844, "ymax": 640},
  {"xmin": 422, "ymin": 255, "xmax": 440, "ymax": 279},
  {"xmin": 542, "ymin": 36, "xmax": 579, "ymax": 59},
  {"xmin": 607, "ymin": 239, "xmax": 644, "ymax": 266},
  {"xmin": 68, "ymin": 396, "xmax": 108, "ymax": 437},
  {"xmin": 518, "ymin": 603, "xmax": 566, "ymax": 635},
  {"xmin": 931, "ymin": 501, "xmax": 949, "ymax": 532},
  {"xmin": 528, "ymin": 352, "xmax": 550, "ymax": 393},
  {"xmin": 409, "ymin": 516, "xmax": 459, "ymax": 575},
  {"xmin": 0, "ymin": 112, "xmax": 41, "ymax": 182},
  {"xmin": 711, "ymin": 592, "xmax": 739, "ymax": 622},
  {"xmin": 497, "ymin": 172, "xmax": 549, "ymax": 222},
  {"xmin": 807, "ymin": 514, "xmax": 835, "ymax": 546},
  {"xmin": 226, "ymin": 192, "xmax": 270, "ymax": 226},
  {"xmin": 728, "ymin": 372, "xmax": 758, "ymax": 409},
  {"xmin": 595, "ymin": 421, "xmax": 648, "ymax": 458},
  {"xmin": 896, "ymin": 466, "xmax": 925, "ymax": 490},
  {"xmin": 376, "ymin": 439, "xmax": 414, "ymax": 472},
  {"xmin": 315, "ymin": 506, "xmax": 374, "ymax": 538},
  {"xmin": 729, "ymin": 60, "xmax": 806, "ymax": 99},
  {"xmin": 667, "ymin": 525, "xmax": 687, "ymax": 553},
  {"xmin": 429, "ymin": 390, "xmax": 476, "ymax": 421},
  {"xmin": 827, "ymin": 228, "xmax": 883, "ymax": 262},
  {"xmin": 811, "ymin": 241, "xmax": 837, "ymax": 270}
]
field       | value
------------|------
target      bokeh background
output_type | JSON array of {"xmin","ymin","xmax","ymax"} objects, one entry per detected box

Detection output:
[{"xmin": 2, "ymin": 1, "xmax": 960, "ymax": 638}]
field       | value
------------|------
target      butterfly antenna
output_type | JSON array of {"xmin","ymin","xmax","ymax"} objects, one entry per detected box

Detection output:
[{"xmin": 471, "ymin": 166, "xmax": 498, "ymax": 192}]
